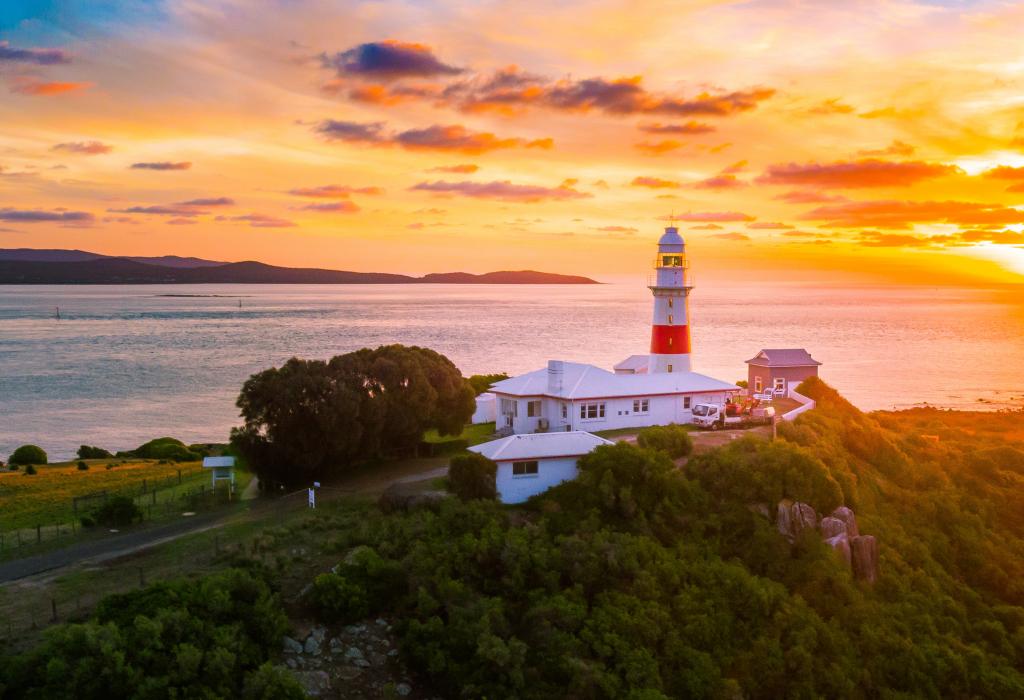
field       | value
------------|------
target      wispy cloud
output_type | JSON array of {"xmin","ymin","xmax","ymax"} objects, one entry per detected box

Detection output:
[
  {"xmin": 52, "ymin": 141, "xmax": 113, "ymax": 155},
  {"xmin": 130, "ymin": 161, "xmax": 192, "ymax": 171},
  {"xmin": 409, "ymin": 179, "xmax": 591, "ymax": 202}
]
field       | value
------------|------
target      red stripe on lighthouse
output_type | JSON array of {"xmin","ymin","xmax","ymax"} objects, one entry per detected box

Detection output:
[{"xmin": 650, "ymin": 325, "xmax": 690, "ymax": 354}]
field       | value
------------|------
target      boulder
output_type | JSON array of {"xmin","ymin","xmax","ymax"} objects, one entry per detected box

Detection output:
[
  {"xmin": 396, "ymin": 683, "xmax": 412, "ymax": 697},
  {"xmin": 825, "ymin": 533, "xmax": 852, "ymax": 567},
  {"xmin": 792, "ymin": 502, "xmax": 818, "ymax": 534},
  {"xmin": 776, "ymin": 499, "xmax": 794, "ymax": 538},
  {"xmin": 282, "ymin": 636, "xmax": 303, "ymax": 655},
  {"xmin": 851, "ymin": 535, "xmax": 879, "ymax": 583},
  {"xmin": 379, "ymin": 483, "xmax": 448, "ymax": 513},
  {"xmin": 820, "ymin": 516, "xmax": 846, "ymax": 539},
  {"xmin": 831, "ymin": 506, "xmax": 859, "ymax": 538},
  {"xmin": 777, "ymin": 500, "xmax": 818, "ymax": 539},
  {"xmin": 303, "ymin": 635, "xmax": 321, "ymax": 656}
]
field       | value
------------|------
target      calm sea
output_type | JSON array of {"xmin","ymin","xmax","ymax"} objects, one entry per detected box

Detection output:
[{"xmin": 1, "ymin": 282, "xmax": 1022, "ymax": 461}]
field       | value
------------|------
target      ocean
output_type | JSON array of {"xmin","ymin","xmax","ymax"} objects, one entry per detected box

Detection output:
[{"xmin": 1, "ymin": 282, "xmax": 1022, "ymax": 461}]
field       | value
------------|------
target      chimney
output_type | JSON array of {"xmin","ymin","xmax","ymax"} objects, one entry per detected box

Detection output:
[{"xmin": 547, "ymin": 360, "xmax": 564, "ymax": 394}]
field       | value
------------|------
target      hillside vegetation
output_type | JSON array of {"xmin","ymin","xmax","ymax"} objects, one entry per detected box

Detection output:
[{"xmin": 3, "ymin": 380, "xmax": 1022, "ymax": 698}]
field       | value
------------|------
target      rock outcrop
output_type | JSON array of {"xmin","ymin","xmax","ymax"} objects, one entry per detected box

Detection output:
[
  {"xmin": 831, "ymin": 506, "xmax": 859, "ymax": 538},
  {"xmin": 770, "ymin": 501, "xmax": 878, "ymax": 583},
  {"xmin": 776, "ymin": 500, "xmax": 819, "ymax": 540},
  {"xmin": 851, "ymin": 535, "xmax": 879, "ymax": 583}
]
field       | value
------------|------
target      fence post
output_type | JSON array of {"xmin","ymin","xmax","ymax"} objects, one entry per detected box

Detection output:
[
  {"xmin": 152, "ymin": 490, "xmax": 157, "ymax": 505},
  {"xmin": 51, "ymin": 598, "xmax": 58, "ymax": 623},
  {"xmin": 138, "ymin": 567, "xmax": 145, "ymax": 587},
  {"xmin": 36, "ymin": 524, "xmax": 41, "ymax": 544},
  {"xmin": 178, "ymin": 469, "xmax": 182, "ymax": 484},
  {"xmin": 142, "ymin": 478, "xmax": 147, "ymax": 494}
]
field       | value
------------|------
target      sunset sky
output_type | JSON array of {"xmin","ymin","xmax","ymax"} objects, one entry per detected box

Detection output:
[{"xmin": 2, "ymin": 0, "xmax": 1024, "ymax": 283}]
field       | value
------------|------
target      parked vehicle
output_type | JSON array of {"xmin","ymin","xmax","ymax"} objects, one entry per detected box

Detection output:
[{"xmin": 692, "ymin": 402, "xmax": 775, "ymax": 430}]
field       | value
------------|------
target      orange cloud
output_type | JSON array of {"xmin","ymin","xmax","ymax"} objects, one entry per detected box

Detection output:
[
  {"xmin": 631, "ymin": 176, "xmax": 680, "ymax": 188},
  {"xmin": 758, "ymin": 159, "xmax": 961, "ymax": 188},
  {"xmin": 809, "ymin": 98, "xmax": 855, "ymax": 115},
  {"xmin": 427, "ymin": 164, "xmax": 478, "ymax": 173},
  {"xmin": 857, "ymin": 140, "xmax": 915, "ymax": 157},
  {"xmin": 802, "ymin": 200, "xmax": 1024, "ymax": 229},
  {"xmin": 677, "ymin": 211, "xmax": 754, "ymax": 222},
  {"xmin": 635, "ymin": 140, "xmax": 683, "ymax": 155},
  {"xmin": 11, "ymin": 79, "xmax": 92, "ymax": 96}
]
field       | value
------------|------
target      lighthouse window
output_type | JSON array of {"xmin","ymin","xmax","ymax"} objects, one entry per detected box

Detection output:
[
  {"xmin": 668, "ymin": 298, "xmax": 673, "ymax": 309},
  {"xmin": 662, "ymin": 255, "xmax": 682, "ymax": 267},
  {"xmin": 580, "ymin": 402, "xmax": 606, "ymax": 420},
  {"xmin": 667, "ymin": 364, "xmax": 673, "ymax": 373},
  {"xmin": 527, "ymin": 400, "xmax": 542, "ymax": 417},
  {"xmin": 668, "ymin": 314, "xmax": 673, "ymax": 324}
]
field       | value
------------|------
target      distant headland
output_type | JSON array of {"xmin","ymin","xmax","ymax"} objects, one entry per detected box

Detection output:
[{"xmin": 0, "ymin": 249, "xmax": 599, "ymax": 285}]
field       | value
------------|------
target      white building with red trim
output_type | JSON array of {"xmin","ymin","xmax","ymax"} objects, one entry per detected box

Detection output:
[{"xmin": 489, "ymin": 225, "xmax": 739, "ymax": 434}]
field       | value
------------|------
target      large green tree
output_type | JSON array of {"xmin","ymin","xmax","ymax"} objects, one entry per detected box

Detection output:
[{"xmin": 232, "ymin": 345, "xmax": 474, "ymax": 488}]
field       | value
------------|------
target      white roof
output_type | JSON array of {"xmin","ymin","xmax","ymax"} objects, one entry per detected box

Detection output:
[
  {"xmin": 491, "ymin": 361, "xmax": 739, "ymax": 400},
  {"xmin": 469, "ymin": 431, "xmax": 613, "ymax": 462},
  {"xmin": 203, "ymin": 456, "xmax": 235, "ymax": 468},
  {"xmin": 475, "ymin": 392, "xmax": 496, "ymax": 402},
  {"xmin": 613, "ymin": 354, "xmax": 650, "ymax": 372}
]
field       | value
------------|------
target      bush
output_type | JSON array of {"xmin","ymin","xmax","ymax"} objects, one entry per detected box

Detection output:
[
  {"xmin": 7, "ymin": 463, "xmax": 17, "ymax": 471},
  {"xmin": 79, "ymin": 515, "xmax": 96, "ymax": 528},
  {"xmin": 637, "ymin": 424, "xmax": 694, "ymax": 459},
  {"xmin": 448, "ymin": 453, "xmax": 497, "ymax": 501},
  {"xmin": 9, "ymin": 444, "xmax": 47, "ymax": 466},
  {"xmin": 125, "ymin": 437, "xmax": 201, "ymax": 462},
  {"xmin": 24, "ymin": 464, "xmax": 37, "ymax": 475},
  {"xmin": 77, "ymin": 460, "xmax": 89, "ymax": 471},
  {"xmin": 92, "ymin": 496, "xmax": 142, "ymax": 527},
  {"xmin": 309, "ymin": 573, "xmax": 369, "ymax": 622},
  {"xmin": 77, "ymin": 445, "xmax": 112, "ymax": 459},
  {"xmin": 0, "ymin": 568, "xmax": 296, "ymax": 698}
]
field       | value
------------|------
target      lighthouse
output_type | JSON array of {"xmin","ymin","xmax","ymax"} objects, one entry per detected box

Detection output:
[{"xmin": 647, "ymin": 225, "xmax": 692, "ymax": 373}]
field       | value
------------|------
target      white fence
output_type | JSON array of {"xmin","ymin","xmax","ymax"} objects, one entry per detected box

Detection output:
[{"xmin": 782, "ymin": 388, "xmax": 816, "ymax": 421}]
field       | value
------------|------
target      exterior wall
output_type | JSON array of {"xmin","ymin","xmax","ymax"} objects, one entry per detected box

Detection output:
[
  {"xmin": 747, "ymin": 364, "xmax": 819, "ymax": 394},
  {"xmin": 471, "ymin": 395, "xmax": 497, "ymax": 424},
  {"xmin": 496, "ymin": 457, "xmax": 579, "ymax": 504},
  {"xmin": 494, "ymin": 391, "xmax": 733, "ymax": 434}
]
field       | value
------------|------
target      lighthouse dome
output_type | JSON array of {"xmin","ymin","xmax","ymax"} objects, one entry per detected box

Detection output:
[{"xmin": 658, "ymin": 226, "xmax": 685, "ymax": 251}]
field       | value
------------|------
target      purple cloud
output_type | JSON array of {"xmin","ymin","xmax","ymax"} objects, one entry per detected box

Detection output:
[
  {"xmin": 409, "ymin": 179, "xmax": 591, "ymax": 203},
  {"xmin": 0, "ymin": 208, "xmax": 93, "ymax": 223},
  {"xmin": 321, "ymin": 41, "xmax": 463, "ymax": 80},
  {"xmin": 130, "ymin": 162, "xmax": 192, "ymax": 171},
  {"xmin": 52, "ymin": 141, "xmax": 112, "ymax": 155},
  {"xmin": 0, "ymin": 41, "xmax": 70, "ymax": 65},
  {"xmin": 314, "ymin": 120, "xmax": 386, "ymax": 143}
]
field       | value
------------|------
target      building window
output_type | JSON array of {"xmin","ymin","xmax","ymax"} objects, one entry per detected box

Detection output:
[
  {"xmin": 579, "ymin": 402, "xmax": 606, "ymax": 420},
  {"xmin": 527, "ymin": 400, "xmax": 542, "ymax": 417},
  {"xmin": 561, "ymin": 403, "xmax": 568, "ymax": 419},
  {"xmin": 754, "ymin": 376, "xmax": 763, "ymax": 393},
  {"xmin": 774, "ymin": 378, "xmax": 786, "ymax": 392},
  {"xmin": 512, "ymin": 460, "xmax": 539, "ymax": 477},
  {"xmin": 683, "ymin": 396, "xmax": 691, "ymax": 409},
  {"xmin": 633, "ymin": 399, "xmax": 649, "ymax": 414},
  {"xmin": 500, "ymin": 398, "xmax": 517, "ymax": 417}
]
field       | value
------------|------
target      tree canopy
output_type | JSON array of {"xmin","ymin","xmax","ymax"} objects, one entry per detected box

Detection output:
[{"xmin": 231, "ymin": 345, "xmax": 475, "ymax": 488}]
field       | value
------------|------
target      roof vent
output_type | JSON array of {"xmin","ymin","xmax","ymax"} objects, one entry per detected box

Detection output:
[{"xmin": 547, "ymin": 360, "xmax": 564, "ymax": 394}]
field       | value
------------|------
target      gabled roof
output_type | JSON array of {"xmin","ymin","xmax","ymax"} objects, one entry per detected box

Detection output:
[
  {"xmin": 612, "ymin": 354, "xmax": 650, "ymax": 372},
  {"xmin": 468, "ymin": 431, "xmax": 613, "ymax": 462},
  {"xmin": 745, "ymin": 348, "xmax": 821, "ymax": 367},
  {"xmin": 203, "ymin": 456, "xmax": 235, "ymax": 468},
  {"xmin": 490, "ymin": 361, "xmax": 739, "ymax": 399}
]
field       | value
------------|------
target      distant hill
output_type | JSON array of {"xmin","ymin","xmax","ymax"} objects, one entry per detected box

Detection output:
[{"xmin": 0, "ymin": 250, "xmax": 598, "ymax": 284}]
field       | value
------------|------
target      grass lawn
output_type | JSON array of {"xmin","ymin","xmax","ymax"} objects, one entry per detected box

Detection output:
[
  {"xmin": 422, "ymin": 422, "xmax": 495, "ymax": 446},
  {"xmin": 0, "ymin": 459, "xmax": 209, "ymax": 531}
]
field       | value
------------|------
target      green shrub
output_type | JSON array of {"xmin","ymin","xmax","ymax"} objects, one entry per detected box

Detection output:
[
  {"xmin": 77, "ymin": 460, "xmax": 89, "ymax": 471},
  {"xmin": 309, "ymin": 572, "xmax": 369, "ymax": 622},
  {"xmin": 77, "ymin": 445, "xmax": 112, "ymax": 459},
  {"xmin": 448, "ymin": 453, "xmax": 497, "ymax": 501},
  {"xmin": 24, "ymin": 464, "xmax": 37, "ymax": 475},
  {"xmin": 0, "ymin": 568, "xmax": 295, "ymax": 698},
  {"xmin": 637, "ymin": 424, "xmax": 694, "ymax": 459},
  {"xmin": 7, "ymin": 463, "xmax": 18, "ymax": 471},
  {"xmin": 79, "ymin": 515, "xmax": 96, "ymax": 528},
  {"xmin": 92, "ymin": 496, "xmax": 142, "ymax": 527},
  {"xmin": 9, "ymin": 444, "xmax": 47, "ymax": 466},
  {"xmin": 123, "ymin": 437, "xmax": 201, "ymax": 462}
]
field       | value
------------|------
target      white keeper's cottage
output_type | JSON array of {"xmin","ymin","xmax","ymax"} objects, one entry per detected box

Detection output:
[
  {"xmin": 488, "ymin": 224, "xmax": 739, "ymax": 435},
  {"xmin": 468, "ymin": 431, "xmax": 614, "ymax": 504}
]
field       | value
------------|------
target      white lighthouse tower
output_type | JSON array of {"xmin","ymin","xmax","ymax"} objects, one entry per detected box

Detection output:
[{"xmin": 647, "ymin": 225, "xmax": 693, "ymax": 373}]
